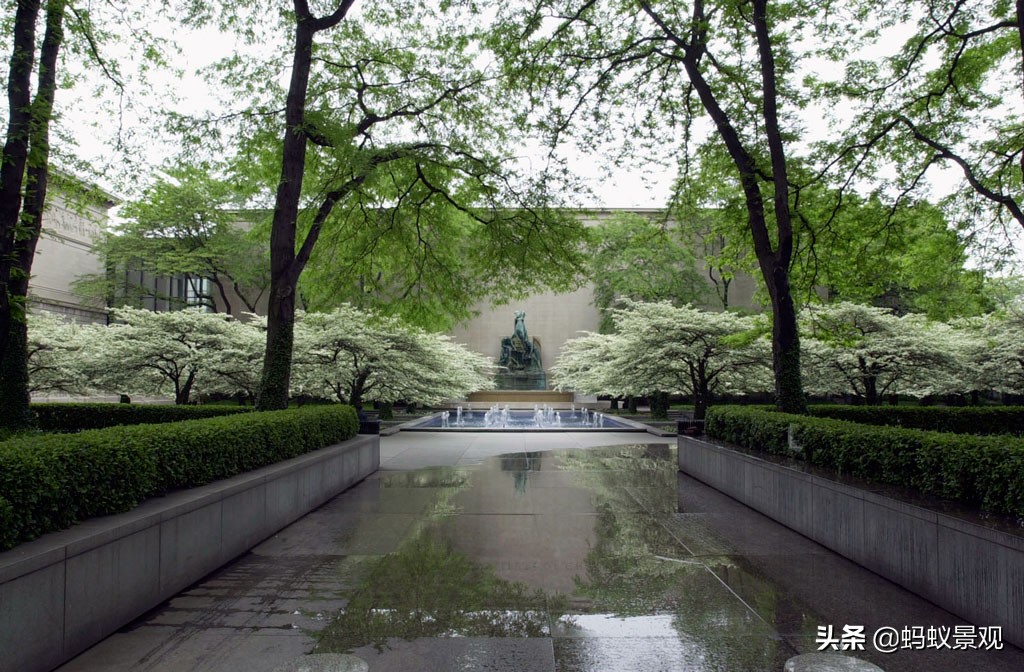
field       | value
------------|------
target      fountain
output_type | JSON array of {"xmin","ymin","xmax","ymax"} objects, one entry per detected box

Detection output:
[{"xmin": 403, "ymin": 407, "xmax": 643, "ymax": 431}]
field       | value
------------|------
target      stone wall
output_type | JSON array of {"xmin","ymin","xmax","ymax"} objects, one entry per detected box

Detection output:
[
  {"xmin": 677, "ymin": 435, "xmax": 1024, "ymax": 649},
  {"xmin": 0, "ymin": 435, "xmax": 379, "ymax": 672}
]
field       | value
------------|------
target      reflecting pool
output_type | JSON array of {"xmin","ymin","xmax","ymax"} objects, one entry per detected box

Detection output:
[
  {"xmin": 60, "ymin": 442, "xmax": 1024, "ymax": 672},
  {"xmin": 312, "ymin": 445, "xmax": 801, "ymax": 670}
]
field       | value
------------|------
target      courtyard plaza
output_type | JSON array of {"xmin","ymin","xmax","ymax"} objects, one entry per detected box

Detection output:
[{"xmin": 55, "ymin": 431, "xmax": 1024, "ymax": 672}]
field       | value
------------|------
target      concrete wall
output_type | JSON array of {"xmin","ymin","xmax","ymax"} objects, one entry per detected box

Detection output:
[
  {"xmin": 0, "ymin": 435, "xmax": 379, "ymax": 672},
  {"xmin": 677, "ymin": 435, "xmax": 1024, "ymax": 649}
]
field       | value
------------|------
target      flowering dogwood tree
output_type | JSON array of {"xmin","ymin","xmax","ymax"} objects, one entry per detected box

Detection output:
[
  {"xmin": 203, "ymin": 314, "xmax": 267, "ymax": 402},
  {"xmin": 955, "ymin": 307, "xmax": 1024, "ymax": 397},
  {"xmin": 292, "ymin": 306, "xmax": 493, "ymax": 407},
  {"xmin": 88, "ymin": 307, "xmax": 252, "ymax": 404},
  {"xmin": 800, "ymin": 302, "xmax": 963, "ymax": 404},
  {"xmin": 554, "ymin": 302, "xmax": 770, "ymax": 419},
  {"xmin": 550, "ymin": 332, "xmax": 629, "ymax": 400},
  {"xmin": 25, "ymin": 311, "xmax": 93, "ymax": 395}
]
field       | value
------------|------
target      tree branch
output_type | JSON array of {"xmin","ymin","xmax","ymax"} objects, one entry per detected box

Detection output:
[{"xmin": 896, "ymin": 115, "xmax": 1024, "ymax": 228}]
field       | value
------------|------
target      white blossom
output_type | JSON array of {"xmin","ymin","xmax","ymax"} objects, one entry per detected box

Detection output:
[
  {"xmin": 292, "ymin": 306, "xmax": 493, "ymax": 406},
  {"xmin": 800, "ymin": 302, "xmax": 962, "ymax": 403}
]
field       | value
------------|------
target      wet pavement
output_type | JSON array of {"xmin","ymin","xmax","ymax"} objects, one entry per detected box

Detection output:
[{"xmin": 56, "ymin": 432, "xmax": 1024, "ymax": 672}]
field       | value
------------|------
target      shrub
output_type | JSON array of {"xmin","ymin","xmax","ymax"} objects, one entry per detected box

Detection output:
[
  {"xmin": 0, "ymin": 405, "xmax": 358, "ymax": 551},
  {"xmin": 705, "ymin": 406, "xmax": 1024, "ymax": 519},
  {"xmin": 806, "ymin": 405, "xmax": 1024, "ymax": 436},
  {"xmin": 32, "ymin": 403, "xmax": 252, "ymax": 432}
]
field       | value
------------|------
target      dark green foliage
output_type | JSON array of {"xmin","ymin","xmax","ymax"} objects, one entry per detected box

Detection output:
[
  {"xmin": 0, "ymin": 496, "xmax": 14, "ymax": 549},
  {"xmin": 806, "ymin": 405, "xmax": 1024, "ymax": 436},
  {"xmin": 649, "ymin": 392, "xmax": 670, "ymax": 420},
  {"xmin": 0, "ymin": 405, "xmax": 358, "ymax": 550},
  {"xmin": 32, "ymin": 403, "xmax": 252, "ymax": 432},
  {"xmin": 0, "ymin": 322, "xmax": 33, "ymax": 431},
  {"xmin": 705, "ymin": 406, "xmax": 1024, "ymax": 518}
]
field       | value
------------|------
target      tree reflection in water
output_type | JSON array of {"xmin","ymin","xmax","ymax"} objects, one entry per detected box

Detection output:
[{"xmin": 315, "ymin": 534, "xmax": 567, "ymax": 653}]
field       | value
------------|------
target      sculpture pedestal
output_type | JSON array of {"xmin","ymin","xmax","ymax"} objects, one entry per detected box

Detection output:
[
  {"xmin": 494, "ymin": 371, "xmax": 547, "ymax": 391},
  {"xmin": 468, "ymin": 389, "xmax": 573, "ymax": 405}
]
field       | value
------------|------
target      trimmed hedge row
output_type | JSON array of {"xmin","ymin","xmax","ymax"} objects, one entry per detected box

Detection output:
[
  {"xmin": 0, "ymin": 405, "xmax": 359, "ymax": 551},
  {"xmin": 32, "ymin": 403, "xmax": 253, "ymax": 432},
  {"xmin": 807, "ymin": 404, "xmax": 1024, "ymax": 436},
  {"xmin": 705, "ymin": 406, "xmax": 1024, "ymax": 519}
]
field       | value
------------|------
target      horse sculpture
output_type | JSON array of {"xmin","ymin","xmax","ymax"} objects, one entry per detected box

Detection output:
[{"xmin": 499, "ymin": 311, "xmax": 542, "ymax": 372}]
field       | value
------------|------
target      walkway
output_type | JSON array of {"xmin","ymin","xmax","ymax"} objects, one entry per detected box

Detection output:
[{"xmin": 56, "ymin": 432, "xmax": 1024, "ymax": 672}]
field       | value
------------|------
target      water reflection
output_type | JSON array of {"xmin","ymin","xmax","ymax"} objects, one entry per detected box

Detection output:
[
  {"xmin": 316, "ymin": 444, "xmax": 794, "ymax": 670},
  {"xmin": 314, "ymin": 535, "xmax": 565, "ymax": 653},
  {"xmin": 500, "ymin": 451, "xmax": 543, "ymax": 495}
]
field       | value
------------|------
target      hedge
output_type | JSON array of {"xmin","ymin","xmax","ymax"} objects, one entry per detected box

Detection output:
[
  {"xmin": 32, "ymin": 403, "xmax": 253, "ymax": 432},
  {"xmin": 806, "ymin": 405, "xmax": 1024, "ymax": 436},
  {"xmin": 0, "ymin": 405, "xmax": 359, "ymax": 551},
  {"xmin": 705, "ymin": 406, "xmax": 1024, "ymax": 519}
]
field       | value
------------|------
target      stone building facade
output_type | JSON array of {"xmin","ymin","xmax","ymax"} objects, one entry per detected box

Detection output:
[{"xmin": 28, "ymin": 185, "xmax": 116, "ymax": 324}]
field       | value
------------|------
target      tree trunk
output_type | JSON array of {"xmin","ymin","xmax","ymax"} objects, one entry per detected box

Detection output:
[
  {"xmin": 693, "ymin": 378, "xmax": 710, "ymax": 421},
  {"xmin": 0, "ymin": 0, "xmax": 42, "ymax": 376},
  {"xmin": 0, "ymin": 0, "xmax": 64, "ymax": 430},
  {"xmin": 349, "ymin": 371, "xmax": 368, "ymax": 410},
  {"xmin": 0, "ymin": 321, "xmax": 32, "ymax": 427},
  {"xmin": 751, "ymin": 0, "xmax": 806, "ymax": 415},
  {"xmin": 209, "ymin": 273, "xmax": 232, "ymax": 315},
  {"xmin": 864, "ymin": 375, "xmax": 879, "ymax": 406},
  {"xmin": 176, "ymin": 368, "xmax": 196, "ymax": 405},
  {"xmin": 256, "ymin": 18, "xmax": 315, "ymax": 410},
  {"xmin": 1018, "ymin": 0, "xmax": 1024, "ymax": 190},
  {"xmin": 767, "ymin": 263, "xmax": 806, "ymax": 414},
  {"xmin": 254, "ymin": 3, "xmax": 355, "ymax": 410},
  {"xmin": 258, "ymin": 305, "xmax": 295, "ymax": 409},
  {"xmin": 653, "ymin": 0, "xmax": 807, "ymax": 416},
  {"xmin": 650, "ymin": 390, "xmax": 670, "ymax": 419}
]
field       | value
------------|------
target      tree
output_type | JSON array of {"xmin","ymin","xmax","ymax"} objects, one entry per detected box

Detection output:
[
  {"xmin": 176, "ymin": 1, "xmax": 586, "ymax": 410},
  {"xmin": 203, "ymin": 313, "xmax": 267, "ymax": 402},
  {"xmin": 797, "ymin": 197, "xmax": 992, "ymax": 320},
  {"xmin": 89, "ymin": 306, "xmax": 252, "ymax": 404},
  {"xmin": 292, "ymin": 306, "xmax": 494, "ymax": 407},
  {"xmin": 553, "ymin": 301, "xmax": 770, "ymax": 419},
  {"xmin": 490, "ymin": 0, "xmax": 825, "ymax": 412},
  {"xmin": 800, "ymin": 302, "xmax": 962, "ymax": 404},
  {"xmin": 75, "ymin": 166, "xmax": 270, "ymax": 316},
  {"xmin": 0, "ymin": 1, "xmax": 167, "ymax": 428},
  {"xmin": 613, "ymin": 301, "xmax": 769, "ymax": 419},
  {"xmin": 587, "ymin": 212, "xmax": 707, "ymax": 332},
  {"xmin": 550, "ymin": 331, "xmax": 630, "ymax": 399},
  {"xmin": 821, "ymin": 1, "xmax": 1023, "ymax": 261},
  {"xmin": 957, "ymin": 306, "xmax": 1024, "ymax": 396}
]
